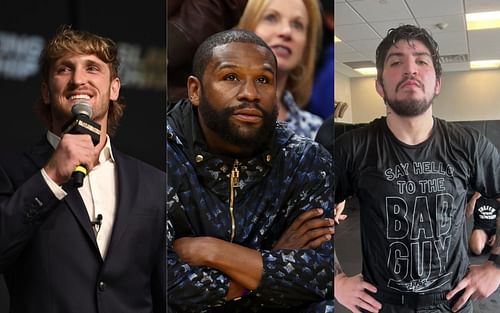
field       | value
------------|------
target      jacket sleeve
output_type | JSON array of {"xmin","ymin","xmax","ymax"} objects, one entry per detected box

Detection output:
[
  {"xmin": 167, "ymin": 189, "xmax": 231, "ymax": 310},
  {"xmin": 166, "ymin": 140, "xmax": 231, "ymax": 310},
  {"xmin": 0, "ymin": 163, "xmax": 60, "ymax": 271},
  {"xmin": 252, "ymin": 142, "xmax": 334, "ymax": 307}
]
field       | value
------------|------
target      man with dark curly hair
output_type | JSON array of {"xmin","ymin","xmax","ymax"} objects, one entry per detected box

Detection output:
[{"xmin": 334, "ymin": 24, "xmax": 500, "ymax": 313}]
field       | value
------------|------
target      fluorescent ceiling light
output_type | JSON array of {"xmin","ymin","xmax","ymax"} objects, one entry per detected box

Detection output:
[
  {"xmin": 334, "ymin": 36, "xmax": 342, "ymax": 43},
  {"xmin": 470, "ymin": 60, "xmax": 500, "ymax": 69},
  {"xmin": 354, "ymin": 67, "xmax": 377, "ymax": 76},
  {"xmin": 466, "ymin": 11, "xmax": 500, "ymax": 30}
]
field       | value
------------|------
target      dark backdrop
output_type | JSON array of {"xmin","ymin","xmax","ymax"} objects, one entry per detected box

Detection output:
[{"xmin": 0, "ymin": 0, "xmax": 166, "ymax": 310}]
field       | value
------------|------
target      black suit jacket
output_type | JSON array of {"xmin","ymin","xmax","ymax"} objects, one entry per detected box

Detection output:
[{"xmin": 0, "ymin": 138, "xmax": 166, "ymax": 313}]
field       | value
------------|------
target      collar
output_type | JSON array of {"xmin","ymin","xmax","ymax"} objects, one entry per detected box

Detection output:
[{"xmin": 46, "ymin": 130, "xmax": 115, "ymax": 164}]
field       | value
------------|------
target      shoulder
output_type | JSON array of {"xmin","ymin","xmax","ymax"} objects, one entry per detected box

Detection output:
[
  {"xmin": 434, "ymin": 118, "xmax": 487, "ymax": 148},
  {"xmin": 434, "ymin": 118, "xmax": 481, "ymax": 137},
  {"xmin": 276, "ymin": 126, "xmax": 332, "ymax": 168},
  {"xmin": 336, "ymin": 118, "xmax": 382, "ymax": 146},
  {"xmin": 113, "ymin": 148, "xmax": 166, "ymax": 178}
]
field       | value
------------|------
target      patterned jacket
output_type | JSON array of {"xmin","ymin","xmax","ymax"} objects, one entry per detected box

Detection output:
[{"xmin": 167, "ymin": 99, "xmax": 334, "ymax": 312}]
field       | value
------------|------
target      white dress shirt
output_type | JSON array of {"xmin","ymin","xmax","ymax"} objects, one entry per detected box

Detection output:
[{"xmin": 41, "ymin": 131, "xmax": 118, "ymax": 259}]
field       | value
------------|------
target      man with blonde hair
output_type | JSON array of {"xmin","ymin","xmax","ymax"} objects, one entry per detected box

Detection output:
[{"xmin": 0, "ymin": 25, "xmax": 165, "ymax": 313}]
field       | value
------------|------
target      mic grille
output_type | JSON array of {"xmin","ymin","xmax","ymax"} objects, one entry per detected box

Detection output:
[{"xmin": 71, "ymin": 102, "xmax": 93, "ymax": 118}]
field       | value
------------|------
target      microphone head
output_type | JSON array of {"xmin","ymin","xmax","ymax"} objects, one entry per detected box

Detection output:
[{"xmin": 71, "ymin": 102, "xmax": 93, "ymax": 118}]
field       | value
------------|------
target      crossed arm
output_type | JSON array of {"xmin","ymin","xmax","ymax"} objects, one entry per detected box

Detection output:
[
  {"xmin": 167, "ymin": 203, "xmax": 334, "ymax": 312},
  {"xmin": 173, "ymin": 208, "xmax": 334, "ymax": 301}
]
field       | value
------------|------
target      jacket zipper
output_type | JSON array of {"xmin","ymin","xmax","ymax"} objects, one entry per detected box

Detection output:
[{"xmin": 229, "ymin": 159, "xmax": 239, "ymax": 242}]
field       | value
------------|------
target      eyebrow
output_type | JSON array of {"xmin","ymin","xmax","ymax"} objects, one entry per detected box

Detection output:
[
  {"xmin": 385, "ymin": 51, "xmax": 432, "ymax": 61},
  {"xmin": 217, "ymin": 62, "xmax": 275, "ymax": 74}
]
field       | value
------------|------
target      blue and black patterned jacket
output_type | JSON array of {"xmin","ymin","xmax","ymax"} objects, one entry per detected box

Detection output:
[{"xmin": 167, "ymin": 100, "xmax": 334, "ymax": 312}]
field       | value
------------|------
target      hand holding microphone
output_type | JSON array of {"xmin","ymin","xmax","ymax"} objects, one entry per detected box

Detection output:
[
  {"xmin": 44, "ymin": 102, "xmax": 101, "ymax": 187},
  {"xmin": 62, "ymin": 102, "xmax": 101, "ymax": 187}
]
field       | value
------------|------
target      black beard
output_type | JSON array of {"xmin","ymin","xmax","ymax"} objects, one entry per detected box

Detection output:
[
  {"xmin": 383, "ymin": 78, "xmax": 436, "ymax": 117},
  {"xmin": 198, "ymin": 94, "xmax": 278, "ymax": 155},
  {"xmin": 385, "ymin": 96, "xmax": 434, "ymax": 117}
]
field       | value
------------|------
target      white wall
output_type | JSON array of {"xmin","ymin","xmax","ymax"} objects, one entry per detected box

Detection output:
[
  {"xmin": 334, "ymin": 71, "xmax": 353, "ymax": 123},
  {"xmin": 339, "ymin": 69, "xmax": 500, "ymax": 124},
  {"xmin": 434, "ymin": 70, "xmax": 500, "ymax": 121}
]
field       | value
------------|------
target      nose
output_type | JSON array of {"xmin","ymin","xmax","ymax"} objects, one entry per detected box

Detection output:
[
  {"xmin": 277, "ymin": 21, "xmax": 292, "ymax": 39},
  {"xmin": 238, "ymin": 79, "xmax": 260, "ymax": 102},
  {"xmin": 70, "ymin": 67, "xmax": 86, "ymax": 85},
  {"xmin": 403, "ymin": 59, "xmax": 418, "ymax": 77}
]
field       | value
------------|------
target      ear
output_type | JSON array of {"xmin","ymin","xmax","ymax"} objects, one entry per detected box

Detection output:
[
  {"xmin": 41, "ymin": 82, "xmax": 50, "ymax": 104},
  {"xmin": 187, "ymin": 75, "xmax": 201, "ymax": 107},
  {"xmin": 109, "ymin": 78, "xmax": 121, "ymax": 101},
  {"xmin": 375, "ymin": 78, "xmax": 385, "ymax": 98},
  {"xmin": 434, "ymin": 77, "xmax": 441, "ymax": 96}
]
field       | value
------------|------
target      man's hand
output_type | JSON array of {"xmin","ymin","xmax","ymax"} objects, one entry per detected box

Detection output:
[
  {"xmin": 273, "ymin": 208, "xmax": 334, "ymax": 250},
  {"xmin": 487, "ymin": 235, "xmax": 497, "ymax": 247},
  {"xmin": 335, "ymin": 200, "xmax": 348, "ymax": 224},
  {"xmin": 335, "ymin": 273, "xmax": 381, "ymax": 313},
  {"xmin": 44, "ymin": 134, "xmax": 98, "ymax": 185},
  {"xmin": 173, "ymin": 236, "xmax": 263, "ymax": 290},
  {"xmin": 173, "ymin": 237, "xmax": 214, "ymax": 267},
  {"xmin": 446, "ymin": 262, "xmax": 500, "ymax": 312},
  {"xmin": 465, "ymin": 192, "xmax": 481, "ymax": 218}
]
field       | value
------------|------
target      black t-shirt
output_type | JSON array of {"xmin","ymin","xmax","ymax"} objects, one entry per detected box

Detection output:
[
  {"xmin": 473, "ymin": 197, "xmax": 498, "ymax": 230},
  {"xmin": 335, "ymin": 117, "xmax": 500, "ymax": 295}
]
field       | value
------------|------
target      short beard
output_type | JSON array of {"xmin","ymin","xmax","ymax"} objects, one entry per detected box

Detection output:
[
  {"xmin": 198, "ymin": 93, "xmax": 278, "ymax": 155},
  {"xmin": 382, "ymin": 81, "xmax": 435, "ymax": 117},
  {"xmin": 385, "ymin": 97, "xmax": 434, "ymax": 117}
]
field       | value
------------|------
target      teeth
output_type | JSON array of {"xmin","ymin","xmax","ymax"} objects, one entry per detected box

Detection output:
[
  {"xmin": 69, "ymin": 95, "xmax": 91, "ymax": 100},
  {"xmin": 274, "ymin": 46, "xmax": 290, "ymax": 54}
]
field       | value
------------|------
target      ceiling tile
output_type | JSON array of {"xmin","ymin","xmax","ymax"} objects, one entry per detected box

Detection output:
[
  {"xmin": 334, "ymin": 41, "xmax": 357, "ymax": 54},
  {"xmin": 336, "ymin": 23, "xmax": 381, "ymax": 41},
  {"xmin": 335, "ymin": 51, "xmax": 369, "ymax": 62},
  {"xmin": 348, "ymin": 0, "xmax": 413, "ymax": 22},
  {"xmin": 416, "ymin": 14, "xmax": 466, "ymax": 33},
  {"xmin": 369, "ymin": 19, "xmax": 419, "ymax": 37},
  {"xmin": 346, "ymin": 38, "xmax": 381, "ymax": 58},
  {"xmin": 406, "ymin": 0, "xmax": 463, "ymax": 18},
  {"xmin": 335, "ymin": 2, "xmax": 365, "ymax": 26},
  {"xmin": 433, "ymin": 31, "xmax": 469, "ymax": 55}
]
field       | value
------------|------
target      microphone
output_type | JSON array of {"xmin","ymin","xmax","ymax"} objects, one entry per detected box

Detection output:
[
  {"xmin": 91, "ymin": 214, "xmax": 103, "ymax": 233},
  {"xmin": 61, "ymin": 102, "xmax": 101, "ymax": 188}
]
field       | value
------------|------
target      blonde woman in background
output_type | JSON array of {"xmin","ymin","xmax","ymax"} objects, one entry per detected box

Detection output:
[{"xmin": 237, "ymin": 0, "xmax": 324, "ymax": 139}]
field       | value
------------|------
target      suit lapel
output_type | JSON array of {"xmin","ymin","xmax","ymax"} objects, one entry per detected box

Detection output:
[
  {"xmin": 63, "ymin": 186, "xmax": 100, "ymax": 251},
  {"xmin": 27, "ymin": 137, "xmax": 54, "ymax": 169},
  {"xmin": 106, "ymin": 148, "xmax": 139, "ymax": 256}
]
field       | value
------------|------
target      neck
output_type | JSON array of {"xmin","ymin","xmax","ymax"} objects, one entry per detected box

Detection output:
[{"xmin": 386, "ymin": 107, "xmax": 434, "ymax": 145}]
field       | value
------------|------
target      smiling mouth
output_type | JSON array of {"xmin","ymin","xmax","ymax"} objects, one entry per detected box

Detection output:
[{"xmin": 68, "ymin": 94, "xmax": 92, "ymax": 101}]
